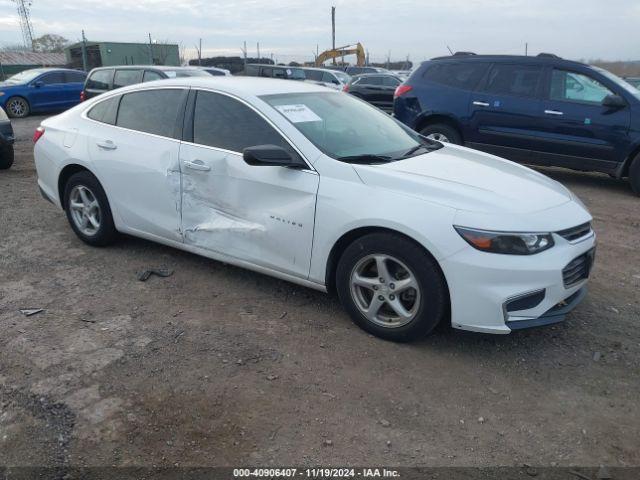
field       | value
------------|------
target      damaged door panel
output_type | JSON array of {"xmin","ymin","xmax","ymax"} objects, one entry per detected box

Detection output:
[
  {"xmin": 179, "ymin": 143, "xmax": 319, "ymax": 278},
  {"xmin": 88, "ymin": 88, "xmax": 186, "ymax": 241}
]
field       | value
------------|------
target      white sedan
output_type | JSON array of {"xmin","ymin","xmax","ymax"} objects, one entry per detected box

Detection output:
[{"xmin": 34, "ymin": 77, "xmax": 596, "ymax": 341}]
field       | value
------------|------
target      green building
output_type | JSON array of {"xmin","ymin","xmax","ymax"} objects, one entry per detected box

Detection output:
[{"xmin": 65, "ymin": 41, "xmax": 180, "ymax": 70}]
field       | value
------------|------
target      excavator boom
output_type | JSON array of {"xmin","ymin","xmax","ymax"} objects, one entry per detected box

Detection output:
[{"xmin": 315, "ymin": 42, "xmax": 365, "ymax": 67}]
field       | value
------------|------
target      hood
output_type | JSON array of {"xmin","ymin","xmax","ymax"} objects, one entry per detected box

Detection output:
[
  {"xmin": 0, "ymin": 82, "xmax": 23, "ymax": 90},
  {"xmin": 353, "ymin": 144, "xmax": 572, "ymax": 214}
]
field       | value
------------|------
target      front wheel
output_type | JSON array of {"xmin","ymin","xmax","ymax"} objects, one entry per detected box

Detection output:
[
  {"xmin": 419, "ymin": 123, "xmax": 462, "ymax": 145},
  {"xmin": 336, "ymin": 233, "xmax": 448, "ymax": 342},
  {"xmin": 5, "ymin": 96, "xmax": 30, "ymax": 118},
  {"xmin": 63, "ymin": 171, "xmax": 117, "ymax": 246}
]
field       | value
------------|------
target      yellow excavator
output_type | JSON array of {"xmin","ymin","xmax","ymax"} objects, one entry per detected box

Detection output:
[{"xmin": 315, "ymin": 42, "xmax": 365, "ymax": 67}]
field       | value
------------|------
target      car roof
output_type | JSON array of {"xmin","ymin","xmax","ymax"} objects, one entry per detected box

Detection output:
[
  {"xmin": 427, "ymin": 53, "xmax": 589, "ymax": 69},
  {"xmin": 95, "ymin": 76, "xmax": 330, "ymax": 97},
  {"xmin": 21, "ymin": 67, "xmax": 84, "ymax": 74},
  {"xmin": 89, "ymin": 65, "xmax": 201, "ymax": 72}
]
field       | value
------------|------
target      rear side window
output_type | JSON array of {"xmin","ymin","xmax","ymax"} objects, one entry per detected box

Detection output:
[
  {"xmin": 192, "ymin": 90, "xmax": 293, "ymax": 154},
  {"xmin": 113, "ymin": 69, "xmax": 142, "ymax": 89},
  {"xmin": 423, "ymin": 62, "xmax": 488, "ymax": 90},
  {"xmin": 483, "ymin": 64, "xmax": 542, "ymax": 97},
  {"xmin": 64, "ymin": 71, "xmax": 86, "ymax": 83},
  {"xmin": 360, "ymin": 76, "xmax": 383, "ymax": 86},
  {"xmin": 116, "ymin": 89, "xmax": 184, "ymax": 138},
  {"xmin": 383, "ymin": 76, "xmax": 401, "ymax": 87},
  {"xmin": 550, "ymin": 70, "xmax": 614, "ymax": 104},
  {"xmin": 143, "ymin": 70, "xmax": 164, "ymax": 82},
  {"xmin": 86, "ymin": 69, "xmax": 113, "ymax": 90},
  {"xmin": 87, "ymin": 95, "xmax": 119, "ymax": 125}
]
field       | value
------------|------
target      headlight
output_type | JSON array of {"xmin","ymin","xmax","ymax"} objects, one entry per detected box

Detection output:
[
  {"xmin": 0, "ymin": 92, "xmax": 5, "ymax": 96},
  {"xmin": 455, "ymin": 226, "xmax": 554, "ymax": 255}
]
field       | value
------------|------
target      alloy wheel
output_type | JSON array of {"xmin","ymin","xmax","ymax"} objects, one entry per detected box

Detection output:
[
  {"xmin": 425, "ymin": 132, "xmax": 450, "ymax": 143},
  {"xmin": 350, "ymin": 254, "xmax": 421, "ymax": 328},
  {"xmin": 7, "ymin": 98, "xmax": 28, "ymax": 117},
  {"xmin": 69, "ymin": 185, "xmax": 101, "ymax": 236}
]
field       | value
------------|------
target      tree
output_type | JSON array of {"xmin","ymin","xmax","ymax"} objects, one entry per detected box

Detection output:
[{"xmin": 32, "ymin": 34, "xmax": 70, "ymax": 53}]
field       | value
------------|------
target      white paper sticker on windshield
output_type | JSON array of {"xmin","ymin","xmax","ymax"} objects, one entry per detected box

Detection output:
[{"xmin": 275, "ymin": 104, "xmax": 322, "ymax": 123}]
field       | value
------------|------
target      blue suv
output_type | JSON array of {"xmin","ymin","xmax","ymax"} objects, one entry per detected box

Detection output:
[
  {"xmin": 394, "ymin": 53, "xmax": 640, "ymax": 194},
  {"xmin": 0, "ymin": 68, "xmax": 86, "ymax": 118}
]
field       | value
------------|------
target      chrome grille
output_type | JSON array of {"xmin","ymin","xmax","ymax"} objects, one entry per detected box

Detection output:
[{"xmin": 557, "ymin": 222, "xmax": 592, "ymax": 242}]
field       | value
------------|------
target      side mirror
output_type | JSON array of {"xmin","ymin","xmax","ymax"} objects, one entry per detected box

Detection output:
[
  {"xmin": 243, "ymin": 145, "xmax": 307, "ymax": 168},
  {"xmin": 602, "ymin": 94, "xmax": 626, "ymax": 109},
  {"xmin": 33, "ymin": 81, "xmax": 44, "ymax": 88}
]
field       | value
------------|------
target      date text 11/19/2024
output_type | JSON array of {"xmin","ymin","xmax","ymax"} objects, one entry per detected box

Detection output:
[{"xmin": 233, "ymin": 468, "xmax": 400, "ymax": 478}]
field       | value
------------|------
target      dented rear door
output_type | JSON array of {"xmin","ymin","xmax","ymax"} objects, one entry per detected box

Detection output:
[{"xmin": 179, "ymin": 90, "xmax": 319, "ymax": 279}]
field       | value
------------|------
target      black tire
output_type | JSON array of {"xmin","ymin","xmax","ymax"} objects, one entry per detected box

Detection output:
[
  {"xmin": 419, "ymin": 123, "xmax": 462, "ymax": 145},
  {"xmin": 336, "ymin": 232, "xmax": 448, "ymax": 342},
  {"xmin": 629, "ymin": 154, "xmax": 640, "ymax": 195},
  {"xmin": 0, "ymin": 144, "xmax": 14, "ymax": 170},
  {"xmin": 63, "ymin": 171, "xmax": 117, "ymax": 246},
  {"xmin": 5, "ymin": 96, "xmax": 30, "ymax": 118}
]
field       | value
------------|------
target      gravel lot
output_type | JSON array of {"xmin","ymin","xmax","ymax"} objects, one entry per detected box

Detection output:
[{"xmin": 1, "ymin": 115, "xmax": 639, "ymax": 468}]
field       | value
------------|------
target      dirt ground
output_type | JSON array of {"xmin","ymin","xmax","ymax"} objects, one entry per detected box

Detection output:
[{"xmin": 1, "ymin": 115, "xmax": 639, "ymax": 469}]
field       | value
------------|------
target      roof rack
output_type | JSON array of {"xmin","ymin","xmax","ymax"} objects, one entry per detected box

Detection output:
[{"xmin": 537, "ymin": 53, "xmax": 561, "ymax": 59}]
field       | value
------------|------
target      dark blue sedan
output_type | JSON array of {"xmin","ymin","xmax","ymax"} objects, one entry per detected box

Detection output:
[{"xmin": 0, "ymin": 68, "xmax": 86, "ymax": 118}]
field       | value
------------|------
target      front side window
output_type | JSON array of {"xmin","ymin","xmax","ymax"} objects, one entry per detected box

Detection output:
[
  {"xmin": 40, "ymin": 72, "xmax": 65, "ymax": 85},
  {"xmin": 262, "ymin": 92, "xmax": 433, "ymax": 160},
  {"xmin": 116, "ymin": 89, "xmax": 184, "ymax": 138},
  {"xmin": 288, "ymin": 69, "xmax": 305, "ymax": 80},
  {"xmin": 550, "ymin": 69, "xmax": 614, "ymax": 104},
  {"xmin": 383, "ymin": 76, "xmax": 401, "ymax": 87},
  {"xmin": 86, "ymin": 69, "xmax": 113, "ymax": 90},
  {"xmin": 305, "ymin": 70, "xmax": 324, "ymax": 81},
  {"xmin": 192, "ymin": 90, "xmax": 294, "ymax": 155},
  {"xmin": 483, "ymin": 64, "xmax": 542, "ymax": 97},
  {"xmin": 360, "ymin": 76, "xmax": 383, "ymax": 86},
  {"xmin": 113, "ymin": 69, "xmax": 142, "ymax": 89},
  {"xmin": 87, "ymin": 95, "xmax": 119, "ymax": 125},
  {"xmin": 423, "ymin": 62, "xmax": 488, "ymax": 90}
]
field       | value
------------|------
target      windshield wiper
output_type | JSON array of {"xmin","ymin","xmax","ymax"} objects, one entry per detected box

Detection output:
[
  {"xmin": 398, "ymin": 141, "xmax": 443, "ymax": 159},
  {"xmin": 337, "ymin": 154, "xmax": 393, "ymax": 164}
]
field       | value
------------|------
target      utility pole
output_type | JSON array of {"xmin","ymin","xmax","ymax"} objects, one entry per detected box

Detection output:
[
  {"xmin": 241, "ymin": 41, "xmax": 247, "ymax": 69},
  {"xmin": 12, "ymin": 0, "xmax": 35, "ymax": 51},
  {"xmin": 257, "ymin": 42, "xmax": 261, "ymax": 61},
  {"xmin": 198, "ymin": 38, "xmax": 202, "ymax": 65},
  {"xmin": 148, "ymin": 33, "xmax": 153, "ymax": 65},
  {"xmin": 331, "ymin": 6, "xmax": 336, "ymax": 65},
  {"xmin": 81, "ymin": 30, "xmax": 88, "ymax": 72},
  {"xmin": 525, "ymin": 42, "xmax": 528, "ymax": 56}
]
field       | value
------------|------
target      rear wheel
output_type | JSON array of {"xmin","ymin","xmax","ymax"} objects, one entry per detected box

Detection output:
[
  {"xmin": 629, "ymin": 154, "xmax": 640, "ymax": 195},
  {"xmin": 419, "ymin": 123, "xmax": 462, "ymax": 145},
  {"xmin": 0, "ymin": 144, "xmax": 14, "ymax": 169},
  {"xmin": 5, "ymin": 96, "xmax": 30, "ymax": 118},
  {"xmin": 336, "ymin": 233, "xmax": 448, "ymax": 342},
  {"xmin": 63, "ymin": 171, "xmax": 117, "ymax": 246}
]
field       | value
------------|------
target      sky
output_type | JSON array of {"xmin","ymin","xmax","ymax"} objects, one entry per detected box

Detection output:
[{"xmin": 1, "ymin": 0, "xmax": 639, "ymax": 64}]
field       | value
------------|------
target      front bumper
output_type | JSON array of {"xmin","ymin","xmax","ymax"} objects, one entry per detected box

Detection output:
[{"xmin": 440, "ymin": 231, "xmax": 596, "ymax": 334}]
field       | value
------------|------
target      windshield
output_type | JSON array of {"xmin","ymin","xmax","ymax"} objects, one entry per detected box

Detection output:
[
  {"xmin": 261, "ymin": 91, "xmax": 439, "ymax": 161},
  {"xmin": 593, "ymin": 66, "xmax": 640, "ymax": 100},
  {"xmin": 6, "ymin": 69, "xmax": 47, "ymax": 84}
]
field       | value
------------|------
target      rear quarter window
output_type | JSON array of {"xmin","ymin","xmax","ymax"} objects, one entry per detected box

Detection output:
[
  {"xmin": 422, "ymin": 62, "xmax": 489, "ymax": 90},
  {"xmin": 86, "ymin": 70, "xmax": 113, "ymax": 90},
  {"xmin": 87, "ymin": 95, "xmax": 120, "ymax": 125}
]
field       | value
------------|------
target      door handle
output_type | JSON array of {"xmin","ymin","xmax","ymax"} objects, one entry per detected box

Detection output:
[
  {"xmin": 545, "ymin": 110, "xmax": 564, "ymax": 116},
  {"xmin": 183, "ymin": 159, "xmax": 211, "ymax": 172},
  {"xmin": 473, "ymin": 101, "xmax": 490, "ymax": 107},
  {"xmin": 96, "ymin": 140, "xmax": 117, "ymax": 150}
]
